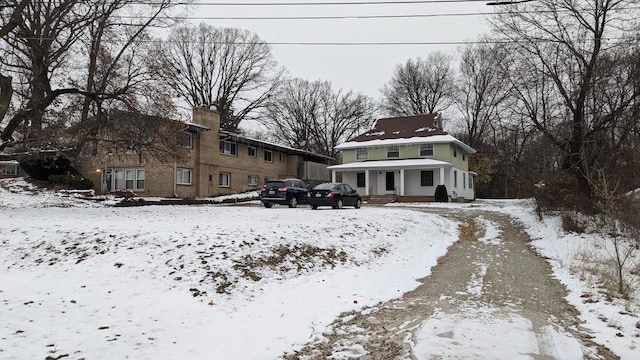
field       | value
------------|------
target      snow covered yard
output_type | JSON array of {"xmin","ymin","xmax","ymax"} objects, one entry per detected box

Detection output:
[
  {"xmin": 1, "ymin": 177, "xmax": 639, "ymax": 359},
  {"xmin": 0, "ymin": 178, "xmax": 458, "ymax": 359}
]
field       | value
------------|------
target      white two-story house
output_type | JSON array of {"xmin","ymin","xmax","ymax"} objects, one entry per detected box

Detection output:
[{"xmin": 328, "ymin": 114, "xmax": 476, "ymax": 202}]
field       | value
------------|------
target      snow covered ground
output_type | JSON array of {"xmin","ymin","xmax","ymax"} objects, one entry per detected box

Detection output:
[{"xmin": 1, "ymin": 177, "xmax": 639, "ymax": 359}]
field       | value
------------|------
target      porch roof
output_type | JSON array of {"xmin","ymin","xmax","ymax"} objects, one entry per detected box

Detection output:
[{"xmin": 328, "ymin": 159, "xmax": 452, "ymax": 171}]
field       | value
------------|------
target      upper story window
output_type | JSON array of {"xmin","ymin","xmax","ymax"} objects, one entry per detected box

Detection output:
[
  {"xmin": 248, "ymin": 146, "xmax": 256, "ymax": 157},
  {"xmin": 356, "ymin": 147, "xmax": 368, "ymax": 160},
  {"xmin": 176, "ymin": 132, "xmax": 193, "ymax": 148},
  {"xmin": 420, "ymin": 144, "xmax": 433, "ymax": 157},
  {"xmin": 279, "ymin": 153, "xmax": 284, "ymax": 162},
  {"xmin": 264, "ymin": 150, "xmax": 273, "ymax": 162},
  {"xmin": 387, "ymin": 145, "xmax": 399, "ymax": 158},
  {"xmin": 220, "ymin": 141, "xmax": 237, "ymax": 156},
  {"xmin": 453, "ymin": 146, "xmax": 457, "ymax": 158}
]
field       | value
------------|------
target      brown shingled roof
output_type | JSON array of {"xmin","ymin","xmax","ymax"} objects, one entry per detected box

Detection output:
[{"xmin": 347, "ymin": 114, "xmax": 447, "ymax": 143}]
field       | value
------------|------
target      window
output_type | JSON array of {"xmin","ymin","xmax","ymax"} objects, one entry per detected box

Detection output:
[
  {"xmin": 469, "ymin": 174, "xmax": 473, "ymax": 189},
  {"xmin": 220, "ymin": 141, "xmax": 237, "ymax": 155},
  {"xmin": 420, "ymin": 144, "xmax": 433, "ymax": 156},
  {"xmin": 248, "ymin": 175, "xmax": 258, "ymax": 186},
  {"xmin": 248, "ymin": 146, "xmax": 256, "ymax": 157},
  {"xmin": 112, "ymin": 168, "xmax": 145, "ymax": 191},
  {"xmin": 463, "ymin": 173, "xmax": 466, "ymax": 189},
  {"xmin": 264, "ymin": 150, "xmax": 273, "ymax": 162},
  {"xmin": 136, "ymin": 169, "xmax": 145, "ymax": 190},
  {"xmin": 453, "ymin": 146, "xmax": 457, "ymax": 158},
  {"xmin": 420, "ymin": 171, "xmax": 434, "ymax": 187},
  {"xmin": 176, "ymin": 168, "xmax": 192, "ymax": 185},
  {"xmin": 125, "ymin": 169, "xmax": 135, "ymax": 189},
  {"xmin": 0, "ymin": 161, "xmax": 19, "ymax": 175},
  {"xmin": 356, "ymin": 148, "xmax": 368, "ymax": 160},
  {"xmin": 219, "ymin": 172, "xmax": 230, "ymax": 187},
  {"xmin": 279, "ymin": 153, "xmax": 284, "ymax": 162},
  {"xmin": 356, "ymin": 172, "xmax": 365, "ymax": 188},
  {"xmin": 462, "ymin": 153, "xmax": 466, "ymax": 161},
  {"xmin": 387, "ymin": 145, "xmax": 399, "ymax": 158},
  {"xmin": 454, "ymin": 170, "xmax": 458, "ymax": 188},
  {"xmin": 176, "ymin": 132, "xmax": 193, "ymax": 148}
]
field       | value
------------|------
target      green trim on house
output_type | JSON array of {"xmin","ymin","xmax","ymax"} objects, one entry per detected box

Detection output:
[{"xmin": 341, "ymin": 143, "xmax": 469, "ymax": 172}]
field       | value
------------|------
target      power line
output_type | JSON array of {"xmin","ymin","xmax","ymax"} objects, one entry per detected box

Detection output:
[
  {"xmin": 119, "ymin": 11, "xmax": 494, "ymax": 20},
  {"xmin": 19, "ymin": 36, "xmax": 633, "ymax": 46},
  {"xmin": 172, "ymin": 0, "xmax": 489, "ymax": 6}
]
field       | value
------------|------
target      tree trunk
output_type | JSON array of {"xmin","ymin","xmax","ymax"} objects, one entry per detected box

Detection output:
[{"xmin": 0, "ymin": 74, "xmax": 12, "ymax": 123}]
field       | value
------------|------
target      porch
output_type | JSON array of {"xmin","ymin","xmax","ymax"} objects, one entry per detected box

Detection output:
[{"xmin": 328, "ymin": 159, "xmax": 468, "ymax": 201}]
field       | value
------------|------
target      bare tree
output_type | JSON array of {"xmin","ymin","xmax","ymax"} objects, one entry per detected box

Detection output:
[
  {"xmin": 0, "ymin": 0, "xmax": 176, "ymax": 153},
  {"xmin": 490, "ymin": 0, "xmax": 640, "ymax": 197},
  {"xmin": 0, "ymin": 0, "xmax": 95, "ymax": 148},
  {"xmin": 262, "ymin": 78, "xmax": 376, "ymax": 161},
  {"xmin": 156, "ymin": 23, "xmax": 284, "ymax": 132},
  {"xmin": 79, "ymin": 0, "xmax": 176, "ymax": 122},
  {"xmin": 592, "ymin": 171, "xmax": 640, "ymax": 296},
  {"xmin": 0, "ymin": 0, "xmax": 27, "ymax": 123},
  {"xmin": 454, "ymin": 42, "xmax": 510, "ymax": 149},
  {"xmin": 381, "ymin": 52, "xmax": 455, "ymax": 116},
  {"xmin": 72, "ymin": 109, "xmax": 190, "ymax": 164}
]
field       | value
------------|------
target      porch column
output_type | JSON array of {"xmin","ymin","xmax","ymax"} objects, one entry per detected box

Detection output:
[
  {"xmin": 365, "ymin": 170, "xmax": 370, "ymax": 196},
  {"xmin": 399, "ymin": 169, "xmax": 405, "ymax": 196},
  {"xmin": 439, "ymin": 167, "xmax": 445, "ymax": 185},
  {"xmin": 331, "ymin": 170, "xmax": 336, "ymax": 182}
]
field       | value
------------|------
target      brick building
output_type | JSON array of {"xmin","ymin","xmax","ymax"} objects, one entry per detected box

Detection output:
[{"xmin": 75, "ymin": 107, "xmax": 332, "ymax": 198}]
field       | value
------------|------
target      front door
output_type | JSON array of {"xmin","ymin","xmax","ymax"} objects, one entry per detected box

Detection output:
[
  {"xmin": 385, "ymin": 171, "xmax": 395, "ymax": 193},
  {"xmin": 105, "ymin": 170, "xmax": 112, "ymax": 192}
]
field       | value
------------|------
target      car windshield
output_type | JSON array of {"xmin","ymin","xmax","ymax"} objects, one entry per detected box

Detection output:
[
  {"xmin": 313, "ymin": 183, "xmax": 336, "ymax": 190},
  {"xmin": 264, "ymin": 181, "xmax": 285, "ymax": 189}
]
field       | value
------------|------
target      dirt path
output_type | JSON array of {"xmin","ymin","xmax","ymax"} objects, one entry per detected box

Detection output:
[{"xmin": 283, "ymin": 208, "xmax": 617, "ymax": 359}]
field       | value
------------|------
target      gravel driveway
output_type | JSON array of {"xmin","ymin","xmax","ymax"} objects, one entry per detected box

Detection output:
[{"xmin": 283, "ymin": 208, "xmax": 618, "ymax": 359}]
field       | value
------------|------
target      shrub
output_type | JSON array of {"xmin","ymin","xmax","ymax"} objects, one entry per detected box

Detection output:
[
  {"xmin": 111, "ymin": 189, "xmax": 137, "ymax": 200},
  {"xmin": 19, "ymin": 155, "xmax": 72, "ymax": 181},
  {"xmin": 561, "ymin": 212, "xmax": 586, "ymax": 234},
  {"xmin": 435, "ymin": 184, "xmax": 448, "ymax": 202},
  {"xmin": 534, "ymin": 171, "xmax": 594, "ymax": 214},
  {"xmin": 48, "ymin": 174, "xmax": 94, "ymax": 190}
]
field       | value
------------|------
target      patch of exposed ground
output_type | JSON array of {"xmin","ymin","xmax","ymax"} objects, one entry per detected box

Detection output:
[{"xmin": 283, "ymin": 209, "xmax": 618, "ymax": 359}]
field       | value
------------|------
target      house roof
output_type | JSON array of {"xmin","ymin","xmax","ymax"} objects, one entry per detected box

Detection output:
[
  {"xmin": 219, "ymin": 130, "xmax": 334, "ymax": 162},
  {"xmin": 185, "ymin": 122, "xmax": 210, "ymax": 132},
  {"xmin": 328, "ymin": 159, "xmax": 452, "ymax": 171},
  {"xmin": 336, "ymin": 114, "xmax": 476, "ymax": 154}
]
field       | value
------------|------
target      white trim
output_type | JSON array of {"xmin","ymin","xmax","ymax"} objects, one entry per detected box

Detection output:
[
  {"xmin": 336, "ymin": 134, "xmax": 476, "ymax": 154},
  {"xmin": 328, "ymin": 159, "xmax": 452, "ymax": 171}
]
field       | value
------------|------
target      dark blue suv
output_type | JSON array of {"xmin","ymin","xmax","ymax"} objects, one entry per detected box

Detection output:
[{"xmin": 259, "ymin": 179, "xmax": 309, "ymax": 208}]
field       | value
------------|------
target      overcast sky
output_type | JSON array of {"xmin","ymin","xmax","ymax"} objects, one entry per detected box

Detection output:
[{"xmin": 183, "ymin": 0, "xmax": 494, "ymax": 99}]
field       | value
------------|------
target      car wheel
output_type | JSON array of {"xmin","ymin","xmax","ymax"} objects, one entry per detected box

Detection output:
[
  {"xmin": 333, "ymin": 199, "xmax": 343, "ymax": 209},
  {"xmin": 354, "ymin": 199, "xmax": 362, "ymax": 209},
  {"xmin": 288, "ymin": 196, "xmax": 298, "ymax": 208},
  {"xmin": 263, "ymin": 203, "xmax": 273, "ymax": 208},
  {"xmin": 311, "ymin": 205, "xmax": 318, "ymax": 210}
]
